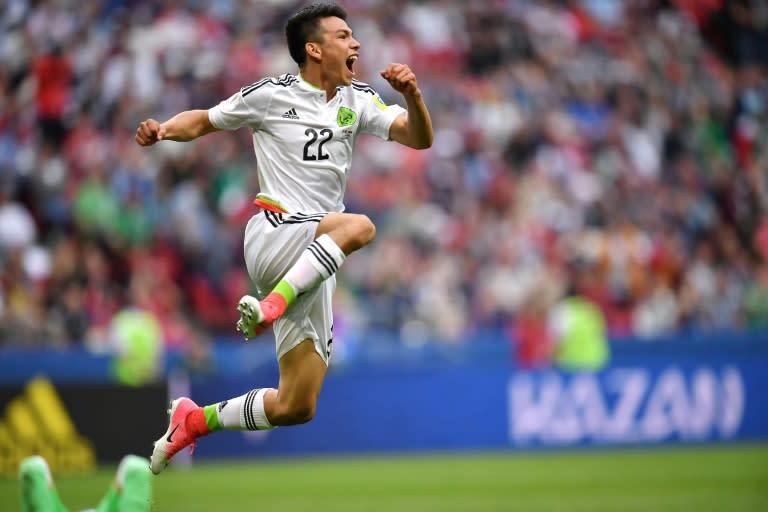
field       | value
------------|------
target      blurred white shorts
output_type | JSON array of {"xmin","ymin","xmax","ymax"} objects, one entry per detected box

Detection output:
[{"xmin": 243, "ymin": 211, "xmax": 334, "ymax": 365}]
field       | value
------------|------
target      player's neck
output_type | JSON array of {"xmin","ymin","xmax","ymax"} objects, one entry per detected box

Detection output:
[{"xmin": 298, "ymin": 68, "xmax": 338, "ymax": 102}]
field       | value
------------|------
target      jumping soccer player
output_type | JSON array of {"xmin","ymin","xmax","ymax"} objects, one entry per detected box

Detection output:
[{"xmin": 135, "ymin": 2, "xmax": 432, "ymax": 474}]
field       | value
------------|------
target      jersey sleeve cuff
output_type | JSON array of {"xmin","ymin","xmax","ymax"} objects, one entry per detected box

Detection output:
[
  {"xmin": 207, "ymin": 107, "xmax": 223, "ymax": 130},
  {"xmin": 382, "ymin": 105, "xmax": 407, "ymax": 140}
]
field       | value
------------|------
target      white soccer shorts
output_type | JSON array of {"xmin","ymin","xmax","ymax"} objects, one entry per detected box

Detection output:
[{"xmin": 243, "ymin": 211, "xmax": 335, "ymax": 365}]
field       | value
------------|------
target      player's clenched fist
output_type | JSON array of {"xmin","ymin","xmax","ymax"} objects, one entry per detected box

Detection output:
[
  {"xmin": 135, "ymin": 118, "xmax": 166, "ymax": 146},
  {"xmin": 380, "ymin": 63, "xmax": 420, "ymax": 97}
]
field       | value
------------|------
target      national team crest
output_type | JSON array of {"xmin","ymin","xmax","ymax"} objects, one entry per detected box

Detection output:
[{"xmin": 337, "ymin": 107, "xmax": 357, "ymax": 127}]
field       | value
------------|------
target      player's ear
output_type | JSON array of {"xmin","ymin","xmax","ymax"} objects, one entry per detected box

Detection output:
[{"xmin": 306, "ymin": 42, "xmax": 321, "ymax": 61}]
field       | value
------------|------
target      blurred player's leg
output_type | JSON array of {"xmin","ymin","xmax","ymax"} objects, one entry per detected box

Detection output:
[
  {"xmin": 18, "ymin": 455, "xmax": 68, "ymax": 512},
  {"xmin": 95, "ymin": 455, "xmax": 152, "ymax": 512}
]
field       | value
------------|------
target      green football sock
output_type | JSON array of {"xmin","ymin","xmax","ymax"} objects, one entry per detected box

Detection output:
[
  {"xmin": 272, "ymin": 280, "xmax": 297, "ymax": 306},
  {"xmin": 96, "ymin": 455, "xmax": 153, "ymax": 512},
  {"xmin": 18, "ymin": 456, "xmax": 69, "ymax": 512},
  {"xmin": 203, "ymin": 404, "xmax": 223, "ymax": 432},
  {"xmin": 95, "ymin": 487, "xmax": 119, "ymax": 512}
]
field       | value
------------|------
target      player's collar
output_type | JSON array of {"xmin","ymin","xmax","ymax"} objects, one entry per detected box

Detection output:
[
  {"xmin": 297, "ymin": 73, "xmax": 324, "ymax": 93},
  {"xmin": 296, "ymin": 73, "xmax": 342, "ymax": 96}
]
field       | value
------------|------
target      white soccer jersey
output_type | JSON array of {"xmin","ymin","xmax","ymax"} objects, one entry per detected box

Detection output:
[{"xmin": 208, "ymin": 74, "xmax": 406, "ymax": 213}]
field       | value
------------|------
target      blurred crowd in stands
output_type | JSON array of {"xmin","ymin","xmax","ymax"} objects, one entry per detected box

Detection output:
[{"xmin": 1, "ymin": 0, "xmax": 767, "ymax": 366}]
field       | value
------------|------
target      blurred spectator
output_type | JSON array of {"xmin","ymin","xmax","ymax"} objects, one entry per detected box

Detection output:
[
  {"xmin": 632, "ymin": 274, "xmax": 679, "ymax": 338},
  {"xmin": 46, "ymin": 277, "xmax": 90, "ymax": 345},
  {"xmin": 508, "ymin": 272, "xmax": 561, "ymax": 369},
  {"xmin": 0, "ymin": 182, "xmax": 36, "ymax": 252},
  {"xmin": 108, "ymin": 300, "xmax": 164, "ymax": 387},
  {"xmin": 711, "ymin": 0, "xmax": 768, "ymax": 68},
  {"xmin": 32, "ymin": 43, "xmax": 72, "ymax": 147},
  {"xmin": 743, "ymin": 263, "xmax": 768, "ymax": 329},
  {"xmin": 549, "ymin": 279, "xmax": 610, "ymax": 372}
]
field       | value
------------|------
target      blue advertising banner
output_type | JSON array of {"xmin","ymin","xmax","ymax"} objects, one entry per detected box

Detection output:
[
  {"xmin": 2, "ymin": 332, "xmax": 766, "ymax": 459},
  {"xmin": 188, "ymin": 356, "xmax": 768, "ymax": 459}
]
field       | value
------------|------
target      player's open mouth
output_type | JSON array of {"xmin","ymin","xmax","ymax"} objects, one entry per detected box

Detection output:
[{"xmin": 346, "ymin": 55, "xmax": 357, "ymax": 75}]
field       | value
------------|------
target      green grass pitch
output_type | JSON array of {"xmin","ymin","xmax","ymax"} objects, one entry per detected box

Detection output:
[{"xmin": 2, "ymin": 444, "xmax": 766, "ymax": 511}]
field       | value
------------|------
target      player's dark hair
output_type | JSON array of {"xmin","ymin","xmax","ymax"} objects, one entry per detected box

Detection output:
[{"xmin": 285, "ymin": 3, "xmax": 348, "ymax": 67}]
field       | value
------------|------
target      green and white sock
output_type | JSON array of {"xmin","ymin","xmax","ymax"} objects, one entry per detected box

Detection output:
[
  {"xmin": 206, "ymin": 388, "xmax": 275, "ymax": 431},
  {"xmin": 201, "ymin": 403, "xmax": 223, "ymax": 432},
  {"xmin": 276, "ymin": 234, "xmax": 346, "ymax": 305}
]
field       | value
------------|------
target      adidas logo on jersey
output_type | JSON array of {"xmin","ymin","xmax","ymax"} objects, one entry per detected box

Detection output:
[{"xmin": 282, "ymin": 108, "xmax": 299, "ymax": 119}]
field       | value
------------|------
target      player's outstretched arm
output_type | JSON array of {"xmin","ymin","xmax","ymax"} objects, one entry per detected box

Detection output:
[
  {"xmin": 135, "ymin": 109, "xmax": 219, "ymax": 146},
  {"xmin": 381, "ymin": 63, "xmax": 433, "ymax": 150}
]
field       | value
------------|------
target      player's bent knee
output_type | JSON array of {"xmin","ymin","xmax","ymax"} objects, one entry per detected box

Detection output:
[
  {"xmin": 290, "ymin": 403, "xmax": 316, "ymax": 424},
  {"xmin": 288, "ymin": 397, "xmax": 317, "ymax": 424},
  {"xmin": 353, "ymin": 214, "xmax": 376, "ymax": 247},
  {"xmin": 273, "ymin": 399, "xmax": 317, "ymax": 425},
  {"xmin": 281, "ymin": 406, "xmax": 315, "ymax": 425}
]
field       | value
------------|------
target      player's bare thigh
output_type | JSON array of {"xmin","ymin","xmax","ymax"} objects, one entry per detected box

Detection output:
[{"xmin": 315, "ymin": 212, "xmax": 376, "ymax": 254}]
